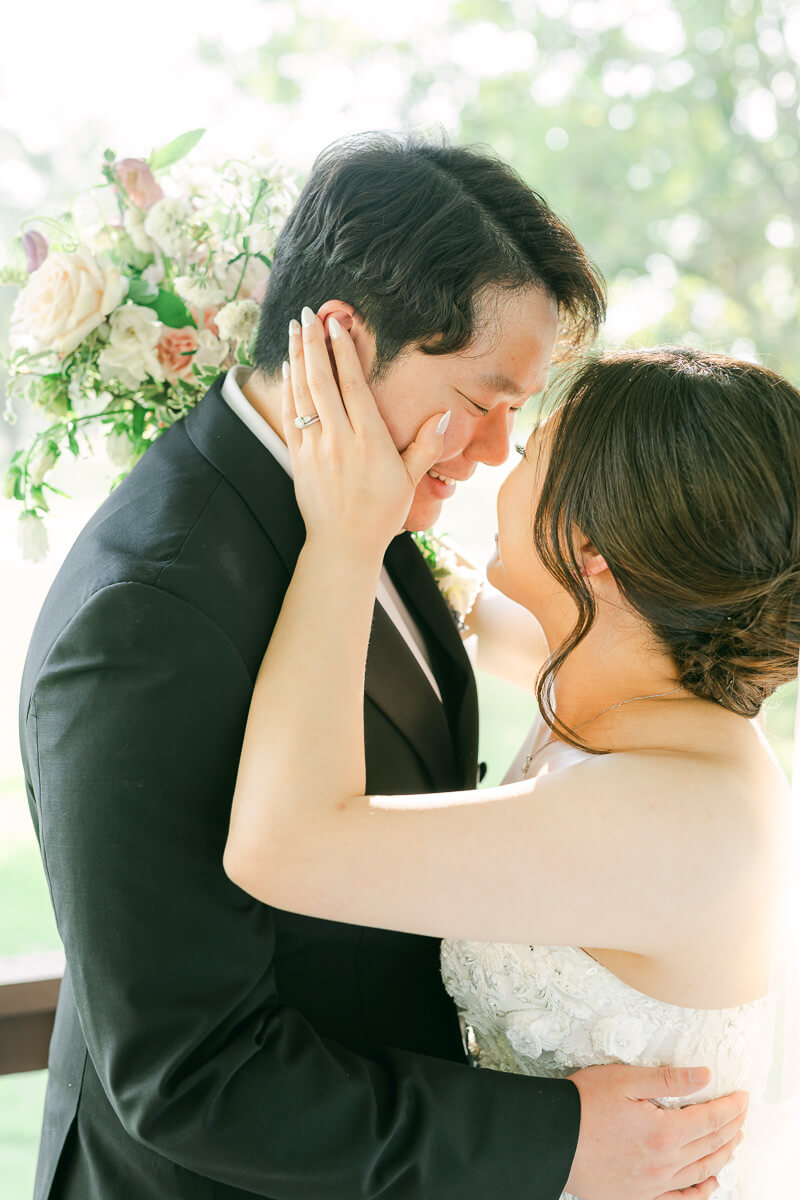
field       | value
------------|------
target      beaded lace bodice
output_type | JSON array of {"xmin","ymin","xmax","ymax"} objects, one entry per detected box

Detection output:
[{"xmin": 440, "ymin": 717, "xmax": 778, "ymax": 1200}]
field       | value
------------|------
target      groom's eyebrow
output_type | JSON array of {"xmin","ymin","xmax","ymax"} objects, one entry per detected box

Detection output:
[{"xmin": 476, "ymin": 371, "xmax": 528, "ymax": 399}]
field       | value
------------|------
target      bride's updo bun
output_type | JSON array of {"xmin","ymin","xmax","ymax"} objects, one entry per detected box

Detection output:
[{"xmin": 534, "ymin": 346, "xmax": 800, "ymax": 750}]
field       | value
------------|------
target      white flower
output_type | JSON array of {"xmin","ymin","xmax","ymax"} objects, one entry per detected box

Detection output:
[
  {"xmin": 192, "ymin": 329, "xmax": 230, "ymax": 370},
  {"xmin": 141, "ymin": 251, "xmax": 165, "ymax": 287},
  {"xmin": 143, "ymin": 197, "xmax": 195, "ymax": 259},
  {"xmin": 174, "ymin": 273, "xmax": 227, "ymax": 309},
  {"xmin": 506, "ymin": 1010, "xmax": 573, "ymax": 1060},
  {"xmin": 28, "ymin": 442, "xmax": 59, "ymax": 487},
  {"xmin": 105, "ymin": 429, "xmax": 136, "ymax": 471},
  {"xmin": 241, "ymin": 223, "xmax": 272, "ymax": 255},
  {"xmin": 591, "ymin": 1016, "xmax": 652, "ymax": 1061},
  {"xmin": 18, "ymin": 511, "xmax": 49, "ymax": 562},
  {"xmin": 215, "ymin": 298, "xmax": 260, "ymax": 343},
  {"xmin": 97, "ymin": 303, "xmax": 165, "ymax": 390},
  {"xmin": 68, "ymin": 375, "xmax": 113, "ymax": 418},
  {"xmin": 123, "ymin": 206, "xmax": 157, "ymax": 256},
  {"xmin": 219, "ymin": 251, "xmax": 270, "ymax": 302},
  {"xmin": 9, "ymin": 242, "xmax": 128, "ymax": 356},
  {"xmin": 437, "ymin": 547, "xmax": 482, "ymax": 623}
]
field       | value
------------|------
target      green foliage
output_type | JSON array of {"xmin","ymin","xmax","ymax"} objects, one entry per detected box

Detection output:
[{"xmin": 148, "ymin": 128, "xmax": 207, "ymax": 172}]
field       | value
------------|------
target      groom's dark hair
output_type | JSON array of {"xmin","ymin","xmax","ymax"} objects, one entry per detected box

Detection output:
[{"xmin": 252, "ymin": 129, "xmax": 606, "ymax": 383}]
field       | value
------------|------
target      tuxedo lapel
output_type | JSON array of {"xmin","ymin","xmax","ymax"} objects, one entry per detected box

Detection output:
[
  {"xmin": 184, "ymin": 377, "xmax": 460, "ymax": 789},
  {"xmin": 383, "ymin": 533, "xmax": 479, "ymax": 790}
]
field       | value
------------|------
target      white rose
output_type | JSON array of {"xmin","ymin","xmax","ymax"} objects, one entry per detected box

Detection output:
[
  {"xmin": 106, "ymin": 429, "xmax": 137, "ymax": 471},
  {"xmin": 123, "ymin": 206, "xmax": 157, "ymax": 256},
  {"xmin": 18, "ymin": 511, "xmax": 49, "ymax": 562},
  {"xmin": 215, "ymin": 299, "xmax": 260, "ymax": 343},
  {"xmin": 591, "ymin": 1016, "xmax": 651, "ymax": 1061},
  {"xmin": 192, "ymin": 329, "xmax": 230, "ymax": 370},
  {"xmin": 9, "ymin": 242, "xmax": 128, "ymax": 356},
  {"xmin": 29, "ymin": 442, "xmax": 59, "ymax": 487},
  {"xmin": 174, "ymin": 274, "xmax": 227, "ymax": 309},
  {"xmin": 143, "ymin": 197, "xmax": 195, "ymax": 259},
  {"xmin": 97, "ymin": 303, "xmax": 165, "ymax": 390}
]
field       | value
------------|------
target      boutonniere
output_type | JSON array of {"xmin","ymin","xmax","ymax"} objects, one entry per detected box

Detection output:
[{"xmin": 411, "ymin": 530, "xmax": 483, "ymax": 631}]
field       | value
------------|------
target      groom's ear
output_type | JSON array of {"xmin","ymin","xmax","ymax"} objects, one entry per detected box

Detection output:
[{"xmin": 316, "ymin": 299, "xmax": 358, "ymax": 342}]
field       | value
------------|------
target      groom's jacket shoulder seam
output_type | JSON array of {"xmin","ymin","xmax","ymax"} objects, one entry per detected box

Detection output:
[{"xmin": 27, "ymin": 580, "xmax": 252, "ymax": 720}]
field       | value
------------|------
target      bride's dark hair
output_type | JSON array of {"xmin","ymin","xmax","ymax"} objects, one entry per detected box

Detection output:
[{"xmin": 534, "ymin": 346, "xmax": 800, "ymax": 753}]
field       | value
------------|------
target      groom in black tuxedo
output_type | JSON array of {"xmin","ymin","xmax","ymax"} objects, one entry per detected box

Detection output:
[{"xmin": 19, "ymin": 132, "xmax": 739, "ymax": 1200}]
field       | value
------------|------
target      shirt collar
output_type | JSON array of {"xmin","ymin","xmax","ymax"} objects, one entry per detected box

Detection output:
[{"xmin": 220, "ymin": 364, "xmax": 294, "ymax": 478}]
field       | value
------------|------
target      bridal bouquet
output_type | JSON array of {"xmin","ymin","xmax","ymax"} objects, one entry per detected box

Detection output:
[{"xmin": 1, "ymin": 128, "xmax": 297, "ymax": 560}]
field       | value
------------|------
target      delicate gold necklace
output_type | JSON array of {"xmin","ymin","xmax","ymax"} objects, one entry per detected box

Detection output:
[{"xmin": 520, "ymin": 685, "xmax": 685, "ymax": 778}]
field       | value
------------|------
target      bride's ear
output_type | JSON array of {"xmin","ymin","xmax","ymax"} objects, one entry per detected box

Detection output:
[{"xmin": 575, "ymin": 531, "xmax": 609, "ymax": 580}]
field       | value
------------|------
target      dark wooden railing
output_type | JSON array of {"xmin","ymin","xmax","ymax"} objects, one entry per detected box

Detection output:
[{"xmin": 0, "ymin": 950, "xmax": 64, "ymax": 1074}]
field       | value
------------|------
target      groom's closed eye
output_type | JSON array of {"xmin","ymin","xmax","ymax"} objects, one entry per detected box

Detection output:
[{"xmin": 455, "ymin": 390, "xmax": 525, "ymax": 417}]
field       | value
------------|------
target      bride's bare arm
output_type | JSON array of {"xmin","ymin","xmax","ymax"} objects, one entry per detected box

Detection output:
[
  {"xmin": 224, "ymin": 314, "xmax": 749, "ymax": 954},
  {"xmin": 466, "ymin": 579, "xmax": 550, "ymax": 691}
]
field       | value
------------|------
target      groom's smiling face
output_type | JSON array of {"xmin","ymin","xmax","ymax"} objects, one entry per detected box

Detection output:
[{"xmin": 332, "ymin": 285, "xmax": 559, "ymax": 532}]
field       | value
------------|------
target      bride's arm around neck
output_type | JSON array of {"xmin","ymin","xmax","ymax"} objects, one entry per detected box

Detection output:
[{"xmin": 224, "ymin": 535, "xmax": 784, "ymax": 1009}]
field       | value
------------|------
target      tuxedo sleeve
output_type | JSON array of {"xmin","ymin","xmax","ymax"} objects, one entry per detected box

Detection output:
[{"xmin": 26, "ymin": 580, "xmax": 580, "ymax": 1200}]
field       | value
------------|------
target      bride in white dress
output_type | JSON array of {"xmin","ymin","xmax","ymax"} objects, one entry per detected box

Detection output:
[{"xmin": 224, "ymin": 314, "xmax": 799, "ymax": 1199}]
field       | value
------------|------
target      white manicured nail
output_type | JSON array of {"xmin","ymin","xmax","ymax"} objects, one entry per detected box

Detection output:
[
  {"xmin": 436, "ymin": 411, "xmax": 451, "ymax": 435},
  {"xmin": 328, "ymin": 315, "xmax": 342, "ymax": 339},
  {"xmin": 301, "ymin": 306, "xmax": 316, "ymax": 328},
  {"xmin": 282, "ymin": 360, "xmax": 290, "ymax": 379}
]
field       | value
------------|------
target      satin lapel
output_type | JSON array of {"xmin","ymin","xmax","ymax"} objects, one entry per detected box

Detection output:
[
  {"xmin": 184, "ymin": 378, "xmax": 459, "ymax": 788},
  {"xmin": 364, "ymin": 605, "xmax": 458, "ymax": 791},
  {"xmin": 383, "ymin": 533, "xmax": 480, "ymax": 790}
]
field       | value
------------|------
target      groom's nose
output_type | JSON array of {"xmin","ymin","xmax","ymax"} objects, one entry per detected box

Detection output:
[{"xmin": 463, "ymin": 406, "xmax": 513, "ymax": 467}]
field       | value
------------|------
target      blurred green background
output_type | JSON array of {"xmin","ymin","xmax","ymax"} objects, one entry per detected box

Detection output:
[{"xmin": 1, "ymin": 0, "xmax": 798, "ymax": 1194}]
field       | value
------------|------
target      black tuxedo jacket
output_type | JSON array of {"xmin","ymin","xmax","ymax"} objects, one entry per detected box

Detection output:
[{"xmin": 19, "ymin": 374, "xmax": 580, "ymax": 1200}]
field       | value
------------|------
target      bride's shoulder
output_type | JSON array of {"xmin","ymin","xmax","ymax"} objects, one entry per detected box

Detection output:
[{"xmin": 566, "ymin": 706, "xmax": 788, "ymax": 865}]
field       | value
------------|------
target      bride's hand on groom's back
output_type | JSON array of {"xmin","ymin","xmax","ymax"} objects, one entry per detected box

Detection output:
[
  {"xmin": 565, "ymin": 1063, "xmax": 748, "ymax": 1200},
  {"xmin": 282, "ymin": 307, "xmax": 449, "ymax": 557}
]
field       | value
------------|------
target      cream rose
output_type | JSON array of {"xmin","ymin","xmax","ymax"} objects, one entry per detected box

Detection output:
[
  {"xmin": 9, "ymin": 242, "xmax": 128, "ymax": 357},
  {"xmin": 97, "ymin": 303, "xmax": 165, "ymax": 390}
]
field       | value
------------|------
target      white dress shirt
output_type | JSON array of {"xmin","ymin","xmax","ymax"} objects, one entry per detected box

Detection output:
[{"xmin": 221, "ymin": 365, "xmax": 443, "ymax": 702}]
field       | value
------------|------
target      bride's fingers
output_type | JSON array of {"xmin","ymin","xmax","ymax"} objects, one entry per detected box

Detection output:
[
  {"xmin": 288, "ymin": 318, "xmax": 319, "ymax": 427},
  {"xmin": 401, "ymin": 410, "xmax": 451, "ymax": 488},
  {"xmin": 281, "ymin": 359, "xmax": 302, "ymax": 457},
  {"xmin": 327, "ymin": 315, "xmax": 392, "ymax": 440},
  {"xmin": 298, "ymin": 308, "xmax": 352, "ymax": 435}
]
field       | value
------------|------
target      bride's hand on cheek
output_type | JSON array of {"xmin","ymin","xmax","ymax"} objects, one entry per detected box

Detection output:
[{"xmin": 282, "ymin": 308, "xmax": 451, "ymax": 559}]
